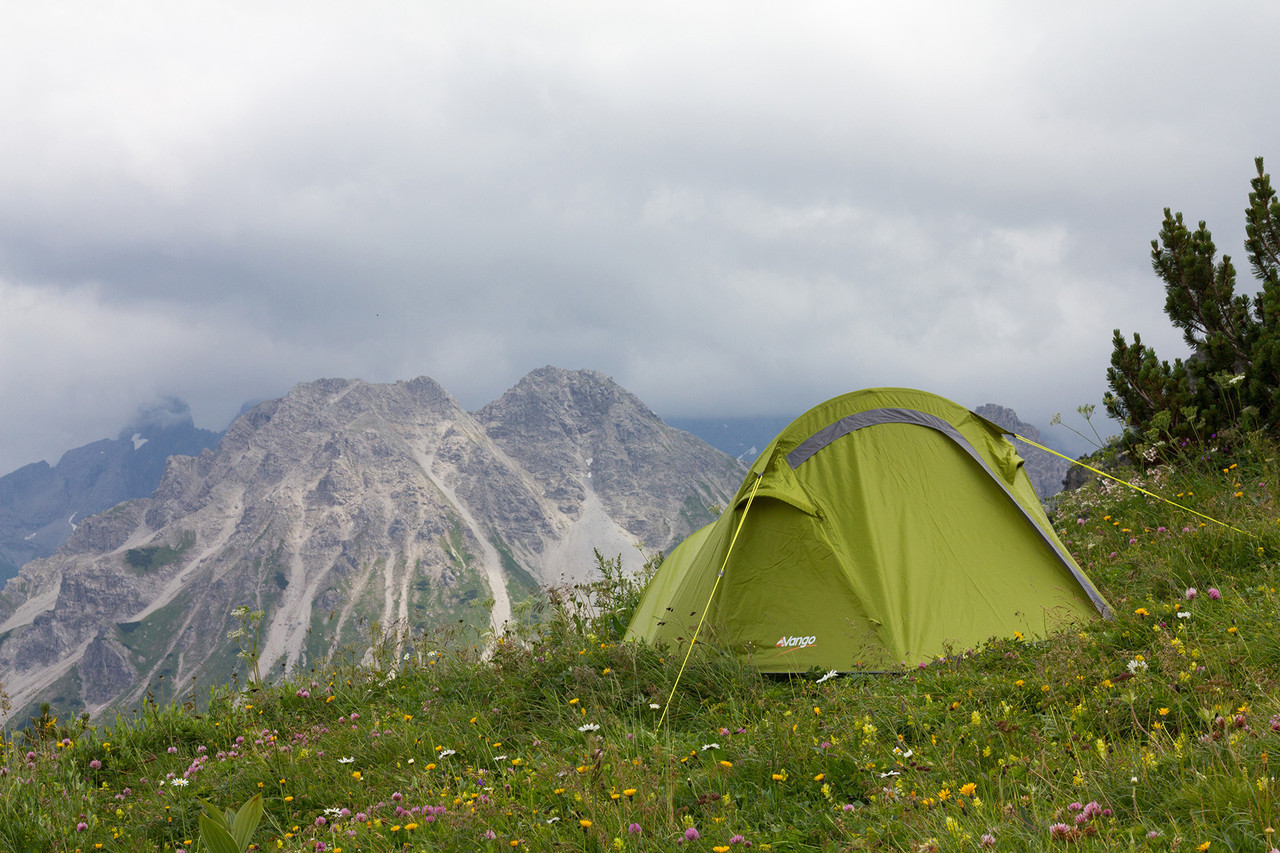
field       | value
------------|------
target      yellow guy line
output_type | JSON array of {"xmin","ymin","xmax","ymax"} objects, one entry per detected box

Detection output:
[
  {"xmin": 657, "ymin": 472, "xmax": 764, "ymax": 732},
  {"xmin": 1014, "ymin": 434, "xmax": 1246, "ymax": 535}
]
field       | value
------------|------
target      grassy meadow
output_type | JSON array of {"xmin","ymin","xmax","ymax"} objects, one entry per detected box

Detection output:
[{"xmin": 4, "ymin": 431, "xmax": 1280, "ymax": 852}]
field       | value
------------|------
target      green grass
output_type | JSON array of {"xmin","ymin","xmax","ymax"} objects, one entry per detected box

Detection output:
[
  {"xmin": 124, "ymin": 531, "xmax": 196, "ymax": 576},
  {"xmin": 4, "ymin": 433, "xmax": 1280, "ymax": 850}
]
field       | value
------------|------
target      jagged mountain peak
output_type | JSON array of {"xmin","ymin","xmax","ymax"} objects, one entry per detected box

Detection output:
[
  {"xmin": 974, "ymin": 403, "xmax": 1069, "ymax": 500},
  {"xmin": 0, "ymin": 369, "xmax": 743, "ymax": 723}
]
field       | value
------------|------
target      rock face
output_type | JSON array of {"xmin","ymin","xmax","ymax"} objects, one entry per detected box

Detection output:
[
  {"xmin": 0, "ymin": 400, "xmax": 222, "ymax": 583},
  {"xmin": 973, "ymin": 404, "xmax": 1071, "ymax": 500},
  {"xmin": 0, "ymin": 368, "xmax": 743, "ymax": 722}
]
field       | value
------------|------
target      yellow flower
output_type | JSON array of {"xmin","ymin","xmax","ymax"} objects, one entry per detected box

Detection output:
[
  {"xmin": 1197, "ymin": 843, "xmax": 1211, "ymax": 852},
  {"xmin": 1158, "ymin": 708, "xmax": 1170, "ymax": 716},
  {"xmin": 580, "ymin": 819, "xmax": 593, "ymax": 829},
  {"xmin": 814, "ymin": 773, "xmax": 825, "ymax": 781},
  {"xmin": 937, "ymin": 788, "xmax": 950, "ymax": 801},
  {"xmin": 714, "ymin": 847, "xmax": 731, "ymax": 853},
  {"xmin": 623, "ymin": 789, "xmax": 637, "ymax": 798},
  {"xmin": 351, "ymin": 771, "xmax": 362, "ymax": 780},
  {"xmin": 772, "ymin": 772, "xmax": 786, "ymax": 781},
  {"xmin": 569, "ymin": 698, "xmax": 580, "ymax": 705},
  {"xmin": 1134, "ymin": 608, "xmax": 1149, "ymax": 616},
  {"xmin": 284, "ymin": 796, "xmax": 293, "ymax": 802},
  {"xmin": 404, "ymin": 822, "xmax": 418, "ymax": 831},
  {"xmin": 1228, "ymin": 626, "xmax": 1239, "ymax": 634},
  {"xmin": 720, "ymin": 760, "xmax": 733, "ymax": 769},
  {"xmin": 959, "ymin": 782, "xmax": 977, "ymax": 797}
]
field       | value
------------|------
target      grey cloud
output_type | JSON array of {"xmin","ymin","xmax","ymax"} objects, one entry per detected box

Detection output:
[{"xmin": 1, "ymin": 3, "xmax": 1277, "ymax": 474}]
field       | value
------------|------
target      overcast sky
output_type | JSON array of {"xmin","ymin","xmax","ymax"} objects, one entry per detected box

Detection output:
[{"xmin": 2, "ymin": 2, "xmax": 1278, "ymax": 472}]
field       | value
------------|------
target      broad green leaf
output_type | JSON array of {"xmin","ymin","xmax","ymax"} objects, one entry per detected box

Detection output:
[
  {"xmin": 230, "ymin": 793, "xmax": 264, "ymax": 851},
  {"xmin": 198, "ymin": 812, "xmax": 241, "ymax": 853}
]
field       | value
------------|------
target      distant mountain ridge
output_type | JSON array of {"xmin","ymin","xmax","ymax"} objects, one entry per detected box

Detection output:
[
  {"xmin": 0, "ymin": 368, "xmax": 743, "ymax": 722},
  {"xmin": 973, "ymin": 403, "xmax": 1071, "ymax": 499},
  {"xmin": 0, "ymin": 400, "xmax": 222, "ymax": 582}
]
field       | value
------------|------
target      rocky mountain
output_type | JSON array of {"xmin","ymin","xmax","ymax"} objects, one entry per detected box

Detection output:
[
  {"xmin": 0, "ymin": 368, "xmax": 743, "ymax": 722},
  {"xmin": 0, "ymin": 400, "xmax": 223, "ymax": 583},
  {"xmin": 973, "ymin": 404, "xmax": 1072, "ymax": 499}
]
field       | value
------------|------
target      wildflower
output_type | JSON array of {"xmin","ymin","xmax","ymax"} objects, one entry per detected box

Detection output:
[
  {"xmin": 580, "ymin": 819, "xmax": 593, "ymax": 829},
  {"xmin": 720, "ymin": 760, "xmax": 733, "ymax": 769},
  {"xmin": 714, "ymin": 847, "xmax": 731, "ymax": 853},
  {"xmin": 1197, "ymin": 843, "xmax": 1211, "ymax": 852},
  {"xmin": 578, "ymin": 723, "xmax": 600, "ymax": 732},
  {"xmin": 439, "ymin": 749, "xmax": 456, "ymax": 758},
  {"xmin": 351, "ymin": 771, "xmax": 361, "ymax": 780},
  {"xmin": 816, "ymin": 670, "xmax": 838, "ymax": 684},
  {"xmin": 1177, "ymin": 611, "xmax": 1191, "ymax": 619},
  {"xmin": 1049, "ymin": 822, "xmax": 1072, "ymax": 839},
  {"xmin": 980, "ymin": 833, "xmax": 996, "ymax": 848},
  {"xmin": 685, "ymin": 827, "xmax": 701, "ymax": 841},
  {"xmin": 649, "ymin": 703, "xmax": 661, "ymax": 710},
  {"xmin": 338, "ymin": 757, "xmax": 355, "ymax": 764},
  {"xmin": 1186, "ymin": 588, "xmax": 1198, "ymax": 600},
  {"xmin": 628, "ymin": 823, "xmax": 642, "ymax": 835},
  {"xmin": 1208, "ymin": 588, "xmax": 1221, "ymax": 600},
  {"xmin": 702, "ymin": 743, "xmax": 720, "ymax": 751},
  {"xmin": 623, "ymin": 788, "xmax": 637, "ymax": 798},
  {"xmin": 1134, "ymin": 608, "xmax": 1149, "ymax": 616},
  {"xmin": 959, "ymin": 783, "xmax": 977, "ymax": 797},
  {"xmin": 1127, "ymin": 659, "xmax": 1148, "ymax": 673}
]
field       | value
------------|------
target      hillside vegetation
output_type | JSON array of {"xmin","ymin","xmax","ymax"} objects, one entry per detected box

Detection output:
[{"xmin": 3, "ymin": 432, "xmax": 1280, "ymax": 851}]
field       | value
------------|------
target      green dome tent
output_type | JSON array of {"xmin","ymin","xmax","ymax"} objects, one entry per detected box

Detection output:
[{"xmin": 625, "ymin": 388, "xmax": 1111, "ymax": 672}]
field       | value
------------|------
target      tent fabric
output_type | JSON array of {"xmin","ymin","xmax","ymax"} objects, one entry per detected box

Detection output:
[{"xmin": 625, "ymin": 388, "xmax": 1111, "ymax": 672}]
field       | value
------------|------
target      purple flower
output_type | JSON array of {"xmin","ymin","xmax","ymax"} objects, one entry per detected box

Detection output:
[
  {"xmin": 76, "ymin": 822, "xmax": 88, "ymax": 832},
  {"xmin": 1049, "ymin": 823, "xmax": 1071, "ymax": 839},
  {"xmin": 1186, "ymin": 587, "xmax": 1197, "ymax": 600},
  {"xmin": 685, "ymin": 827, "xmax": 700, "ymax": 841},
  {"xmin": 628, "ymin": 823, "xmax": 642, "ymax": 835},
  {"xmin": 980, "ymin": 833, "xmax": 996, "ymax": 848},
  {"xmin": 89, "ymin": 759, "xmax": 102, "ymax": 769},
  {"xmin": 1208, "ymin": 588, "xmax": 1221, "ymax": 600}
]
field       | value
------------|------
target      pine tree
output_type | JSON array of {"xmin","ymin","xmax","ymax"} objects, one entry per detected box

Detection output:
[{"xmin": 1106, "ymin": 157, "xmax": 1280, "ymax": 445}]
